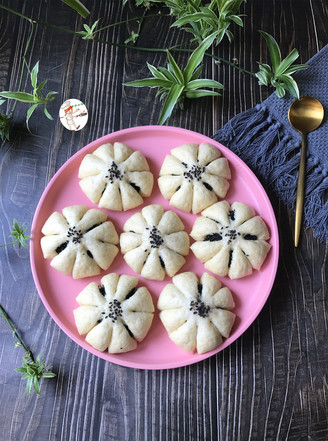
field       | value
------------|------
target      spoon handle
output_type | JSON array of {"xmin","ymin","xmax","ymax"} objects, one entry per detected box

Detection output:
[{"xmin": 294, "ymin": 133, "xmax": 307, "ymax": 247}]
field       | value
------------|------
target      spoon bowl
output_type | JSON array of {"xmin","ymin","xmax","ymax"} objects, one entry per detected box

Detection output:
[
  {"xmin": 288, "ymin": 96, "xmax": 324, "ymax": 134},
  {"xmin": 288, "ymin": 96, "xmax": 324, "ymax": 247}
]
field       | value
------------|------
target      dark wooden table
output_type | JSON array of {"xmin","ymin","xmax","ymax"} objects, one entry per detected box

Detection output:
[{"xmin": 1, "ymin": 1, "xmax": 327, "ymax": 440}]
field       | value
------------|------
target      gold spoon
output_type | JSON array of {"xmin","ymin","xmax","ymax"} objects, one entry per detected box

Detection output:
[{"xmin": 288, "ymin": 96, "xmax": 324, "ymax": 247}]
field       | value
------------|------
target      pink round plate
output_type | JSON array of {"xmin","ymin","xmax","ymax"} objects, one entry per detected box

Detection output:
[{"xmin": 30, "ymin": 126, "xmax": 279, "ymax": 370}]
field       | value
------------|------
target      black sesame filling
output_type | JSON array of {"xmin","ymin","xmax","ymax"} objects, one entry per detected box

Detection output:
[
  {"xmin": 86, "ymin": 223, "xmax": 100, "ymax": 233},
  {"xmin": 123, "ymin": 323, "xmax": 134, "ymax": 338},
  {"xmin": 203, "ymin": 182, "xmax": 213, "ymax": 191},
  {"xmin": 197, "ymin": 283, "xmax": 203, "ymax": 296},
  {"xmin": 87, "ymin": 250, "xmax": 93, "ymax": 259},
  {"xmin": 149, "ymin": 226, "xmax": 163, "ymax": 249},
  {"xmin": 99, "ymin": 285, "xmax": 106, "ymax": 296},
  {"xmin": 130, "ymin": 182, "xmax": 140, "ymax": 193},
  {"xmin": 56, "ymin": 241, "xmax": 68, "ymax": 254},
  {"xmin": 189, "ymin": 297, "xmax": 210, "ymax": 318},
  {"xmin": 105, "ymin": 161, "xmax": 123, "ymax": 183},
  {"xmin": 228, "ymin": 249, "xmax": 233, "ymax": 268},
  {"xmin": 228, "ymin": 210, "xmax": 235, "ymax": 221},
  {"xmin": 125, "ymin": 287, "xmax": 137, "ymax": 300},
  {"xmin": 106, "ymin": 299, "xmax": 123, "ymax": 323},
  {"xmin": 204, "ymin": 233, "xmax": 222, "ymax": 242},
  {"xmin": 225, "ymin": 229, "xmax": 237, "ymax": 244},
  {"xmin": 67, "ymin": 226, "xmax": 83, "ymax": 244},
  {"xmin": 243, "ymin": 234, "xmax": 258, "ymax": 240},
  {"xmin": 183, "ymin": 164, "xmax": 205, "ymax": 182},
  {"xmin": 159, "ymin": 255, "xmax": 165, "ymax": 269}
]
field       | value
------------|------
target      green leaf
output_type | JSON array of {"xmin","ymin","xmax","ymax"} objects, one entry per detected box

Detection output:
[
  {"xmin": 230, "ymin": 14, "xmax": 244, "ymax": 26},
  {"xmin": 275, "ymin": 48, "xmax": 300, "ymax": 76},
  {"xmin": 26, "ymin": 104, "xmax": 38, "ymax": 132},
  {"xmin": 15, "ymin": 367, "xmax": 26, "ymax": 373},
  {"xmin": 275, "ymin": 84, "xmax": 286, "ymax": 98},
  {"xmin": 42, "ymin": 372, "xmax": 56, "ymax": 378},
  {"xmin": 185, "ymin": 79, "xmax": 224, "ymax": 90},
  {"xmin": 36, "ymin": 80, "xmax": 47, "ymax": 95},
  {"xmin": 83, "ymin": 24, "xmax": 91, "ymax": 32},
  {"xmin": 26, "ymin": 378, "xmax": 33, "ymax": 395},
  {"xmin": 225, "ymin": 29, "xmax": 234, "ymax": 43},
  {"xmin": 158, "ymin": 84, "xmax": 184, "ymax": 125},
  {"xmin": 255, "ymin": 70, "xmax": 270, "ymax": 86},
  {"xmin": 159, "ymin": 90, "xmax": 169, "ymax": 102},
  {"xmin": 185, "ymin": 90, "xmax": 221, "ymax": 98},
  {"xmin": 190, "ymin": 64, "xmax": 203, "ymax": 81},
  {"xmin": 43, "ymin": 107, "xmax": 53, "ymax": 120},
  {"xmin": 146, "ymin": 63, "xmax": 167, "ymax": 80},
  {"xmin": 284, "ymin": 64, "xmax": 308, "ymax": 75},
  {"xmin": 259, "ymin": 31, "xmax": 281, "ymax": 72},
  {"xmin": 200, "ymin": 6, "xmax": 218, "ymax": 20},
  {"xmin": 279, "ymin": 74, "xmax": 300, "ymax": 98},
  {"xmin": 33, "ymin": 376, "xmax": 41, "ymax": 395},
  {"xmin": 167, "ymin": 52, "xmax": 184, "ymax": 84},
  {"xmin": 124, "ymin": 31, "xmax": 139, "ymax": 44},
  {"xmin": 62, "ymin": 0, "xmax": 90, "ymax": 18},
  {"xmin": 216, "ymin": 29, "xmax": 226, "ymax": 45},
  {"xmin": 91, "ymin": 20, "xmax": 100, "ymax": 32},
  {"xmin": 46, "ymin": 91, "xmax": 57, "ymax": 99},
  {"xmin": 171, "ymin": 12, "xmax": 206, "ymax": 28},
  {"xmin": 30, "ymin": 62, "xmax": 39, "ymax": 90},
  {"xmin": 124, "ymin": 78, "xmax": 173, "ymax": 88},
  {"xmin": 158, "ymin": 67, "xmax": 177, "ymax": 83},
  {"xmin": 257, "ymin": 62, "xmax": 273, "ymax": 75},
  {"xmin": 183, "ymin": 33, "xmax": 217, "ymax": 82},
  {"xmin": 0, "ymin": 91, "xmax": 38, "ymax": 103}
]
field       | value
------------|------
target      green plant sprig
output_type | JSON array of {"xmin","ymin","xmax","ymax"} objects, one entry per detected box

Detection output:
[
  {"xmin": 0, "ymin": 61, "xmax": 57, "ymax": 132},
  {"xmin": 0, "ymin": 219, "xmax": 30, "ymax": 248},
  {"xmin": 0, "ymin": 100, "xmax": 12, "ymax": 141},
  {"xmin": 76, "ymin": 19, "xmax": 100, "ymax": 39},
  {"xmin": 0, "ymin": 304, "xmax": 56, "ymax": 395},
  {"xmin": 170, "ymin": 0, "xmax": 245, "ymax": 45},
  {"xmin": 124, "ymin": 33, "xmax": 224, "ymax": 124},
  {"xmin": 256, "ymin": 31, "xmax": 308, "ymax": 98}
]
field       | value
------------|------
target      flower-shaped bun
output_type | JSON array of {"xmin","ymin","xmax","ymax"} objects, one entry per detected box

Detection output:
[
  {"xmin": 190, "ymin": 201, "xmax": 271, "ymax": 279},
  {"xmin": 158, "ymin": 272, "xmax": 235, "ymax": 354},
  {"xmin": 40, "ymin": 205, "xmax": 119, "ymax": 279},
  {"xmin": 120, "ymin": 204, "xmax": 190, "ymax": 281},
  {"xmin": 158, "ymin": 142, "xmax": 231, "ymax": 213},
  {"xmin": 78, "ymin": 142, "xmax": 154, "ymax": 211},
  {"xmin": 73, "ymin": 274, "xmax": 154, "ymax": 353}
]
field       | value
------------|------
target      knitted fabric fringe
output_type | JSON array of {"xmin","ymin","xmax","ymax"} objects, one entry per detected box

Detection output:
[{"xmin": 213, "ymin": 104, "xmax": 328, "ymax": 244}]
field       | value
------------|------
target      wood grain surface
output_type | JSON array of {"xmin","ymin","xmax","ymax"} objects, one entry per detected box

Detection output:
[{"xmin": 0, "ymin": 1, "xmax": 327, "ymax": 440}]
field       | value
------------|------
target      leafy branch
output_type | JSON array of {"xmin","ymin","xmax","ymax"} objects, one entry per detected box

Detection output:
[
  {"xmin": 0, "ymin": 100, "xmax": 12, "ymax": 141},
  {"xmin": 125, "ymin": 33, "xmax": 224, "ymax": 124},
  {"xmin": 256, "ymin": 31, "xmax": 308, "ymax": 98},
  {"xmin": 0, "ymin": 219, "xmax": 30, "ymax": 249},
  {"xmin": 0, "ymin": 305, "xmax": 56, "ymax": 395},
  {"xmin": 169, "ymin": 0, "xmax": 245, "ymax": 45},
  {"xmin": 0, "ymin": 221, "xmax": 55, "ymax": 395},
  {"xmin": 0, "ymin": 61, "xmax": 57, "ymax": 132},
  {"xmin": 76, "ymin": 19, "xmax": 100, "ymax": 40}
]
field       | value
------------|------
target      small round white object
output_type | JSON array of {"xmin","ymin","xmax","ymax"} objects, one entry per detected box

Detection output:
[{"xmin": 59, "ymin": 98, "xmax": 88, "ymax": 131}]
